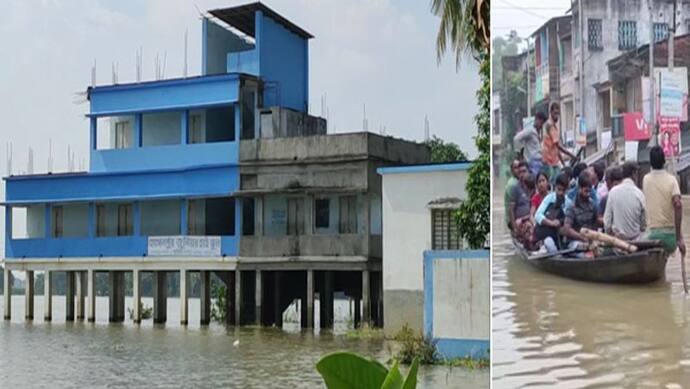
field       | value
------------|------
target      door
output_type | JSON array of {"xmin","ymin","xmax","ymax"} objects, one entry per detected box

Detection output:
[{"xmin": 287, "ymin": 198, "xmax": 304, "ymax": 236}]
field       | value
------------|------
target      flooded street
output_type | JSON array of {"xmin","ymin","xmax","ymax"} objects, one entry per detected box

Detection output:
[
  {"xmin": 0, "ymin": 296, "xmax": 488, "ymax": 388},
  {"xmin": 493, "ymin": 182, "xmax": 690, "ymax": 388}
]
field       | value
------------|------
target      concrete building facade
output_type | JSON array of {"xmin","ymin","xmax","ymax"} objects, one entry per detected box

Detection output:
[
  {"xmin": 2, "ymin": 3, "xmax": 430, "ymax": 329},
  {"xmin": 378, "ymin": 163, "xmax": 471, "ymax": 335}
]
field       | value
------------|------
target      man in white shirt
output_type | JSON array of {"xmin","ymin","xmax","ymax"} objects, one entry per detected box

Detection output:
[{"xmin": 604, "ymin": 161, "xmax": 646, "ymax": 241}]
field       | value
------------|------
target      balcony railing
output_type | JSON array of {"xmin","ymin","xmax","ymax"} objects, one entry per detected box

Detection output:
[{"xmin": 5, "ymin": 235, "xmax": 238, "ymax": 259}]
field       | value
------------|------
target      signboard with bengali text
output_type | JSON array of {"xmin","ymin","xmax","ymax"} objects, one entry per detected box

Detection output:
[{"xmin": 148, "ymin": 236, "xmax": 221, "ymax": 257}]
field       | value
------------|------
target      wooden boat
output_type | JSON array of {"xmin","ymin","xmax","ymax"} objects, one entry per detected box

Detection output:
[{"xmin": 514, "ymin": 241, "xmax": 668, "ymax": 284}]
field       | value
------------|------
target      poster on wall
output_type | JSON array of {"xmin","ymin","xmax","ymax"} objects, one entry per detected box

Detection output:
[
  {"xmin": 625, "ymin": 141, "xmax": 638, "ymax": 161},
  {"xmin": 659, "ymin": 116, "xmax": 681, "ymax": 157},
  {"xmin": 623, "ymin": 112, "xmax": 651, "ymax": 141}
]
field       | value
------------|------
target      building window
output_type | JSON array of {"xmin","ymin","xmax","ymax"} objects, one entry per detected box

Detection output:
[
  {"xmin": 117, "ymin": 204, "xmax": 133, "ymax": 236},
  {"xmin": 96, "ymin": 204, "xmax": 106, "ymax": 237},
  {"xmin": 654, "ymin": 23, "xmax": 669, "ymax": 42},
  {"xmin": 315, "ymin": 198, "xmax": 330, "ymax": 228},
  {"xmin": 51, "ymin": 206, "xmax": 63, "ymax": 238},
  {"xmin": 588, "ymin": 19, "xmax": 603, "ymax": 50},
  {"xmin": 114, "ymin": 121, "xmax": 131, "ymax": 149},
  {"xmin": 618, "ymin": 21, "xmax": 637, "ymax": 50},
  {"xmin": 339, "ymin": 196, "xmax": 358, "ymax": 234},
  {"xmin": 431, "ymin": 209, "xmax": 461, "ymax": 250}
]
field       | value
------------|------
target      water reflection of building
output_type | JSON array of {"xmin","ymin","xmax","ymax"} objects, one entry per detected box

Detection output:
[{"xmin": 1, "ymin": 3, "xmax": 430, "ymax": 329}]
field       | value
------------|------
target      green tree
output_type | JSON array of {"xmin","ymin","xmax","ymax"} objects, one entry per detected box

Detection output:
[
  {"xmin": 492, "ymin": 33, "xmax": 522, "ymax": 91},
  {"xmin": 432, "ymin": 0, "xmax": 490, "ymax": 248},
  {"xmin": 431, "ymin": 0, "xmax": 489, "ymax": 64},
  {"xmin": 424, "ymin": 136, "xmax": 468, "ymax": 162}
]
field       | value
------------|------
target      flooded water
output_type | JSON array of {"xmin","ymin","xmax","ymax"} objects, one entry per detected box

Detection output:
[
  {"xmin": 0, "ymin": 295, "xmax": 487, "ymax": 388},
  {"xmin": 493, "ymin": 182, "xmax": 690, "ymax": 388}
]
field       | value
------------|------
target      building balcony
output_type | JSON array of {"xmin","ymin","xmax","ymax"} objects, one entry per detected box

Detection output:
[
  {"xmin": 227, "ymin": 48, "xmax": 259, "ymax": 75},
  {"xmin": 5, "ymin": 235, "xmax": 238, "ymax": 259},
  {"xmin": 239, "ymin": 234, "xmax": 381, "ymax": 258}
]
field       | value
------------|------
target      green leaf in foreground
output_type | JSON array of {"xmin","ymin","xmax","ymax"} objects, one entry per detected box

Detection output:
[
  {"xmin": 402, "ymin": 357, "xmax": 419, "ymax": 389},
  {"xmin": 380, "ymin": 360, "xmax": 403, "ymax": 389},
  {"xmin": 316, "ymin": 352, "xmax": 388, "ymax": 389}
]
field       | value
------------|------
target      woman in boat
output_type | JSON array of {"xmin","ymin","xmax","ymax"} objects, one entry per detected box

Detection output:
[
  {"xmin": 534, "ymin": 173, "xmax": 569, "ymax": 253},
  {"xmin": 530, "ymin": 172, "xmax": 550, "ymax": 221}
]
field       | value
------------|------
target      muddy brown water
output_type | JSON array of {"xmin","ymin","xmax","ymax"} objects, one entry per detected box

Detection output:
[
  {"xmin": 493, "ymin": 183, "xmax": 690, "ymax": 388},
  {"xmin": 0, "ymin": 296, "xmax": 488, "ymax": 388}
]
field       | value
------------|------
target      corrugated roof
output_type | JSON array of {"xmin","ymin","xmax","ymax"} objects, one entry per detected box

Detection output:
[{"xmin": 208, "ymin": 2, "xmax": 313, "ymax": 40}]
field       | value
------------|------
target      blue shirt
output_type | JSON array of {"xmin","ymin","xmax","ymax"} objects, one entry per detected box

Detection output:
[{"xmin": 535, "ymin": 192, "xmax": 567, "ymax": 226}]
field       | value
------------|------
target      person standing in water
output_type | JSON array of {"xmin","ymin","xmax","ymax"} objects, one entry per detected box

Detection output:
[{"xmin": 643, "ymin": 146, "xmax": 686, "ymax": 256}]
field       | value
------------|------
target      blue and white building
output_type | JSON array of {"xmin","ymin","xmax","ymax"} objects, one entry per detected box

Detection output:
[{"xmin": 2, "ymin": 3, "xmax": 430, "ymax": 328}]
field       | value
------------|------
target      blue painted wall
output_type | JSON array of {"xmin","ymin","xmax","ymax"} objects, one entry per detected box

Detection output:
[
  {"xmin": 89, "ymin": 74, "xmax": 240, "ymax": 116},
  {"xmin": 6, "ymin": 235, "xmax": 238, "ymax": 258},
  {"xmin": 256, "ymin": 11, "xmax": 309, "ymax": 112},
  {"xmin": 203, "ymin": 18, "xmax": 254, "ymax": 75},
  {"xmin": 5, "ymin": 165, "xmax": 238, "ymax": 204},
  {"xmin": 423, "ymin": 250, "xmax": 490, "ymax": 360},
  {"xmin": 90, "ymin": 141, "xmax": 238, "ymax": 173}
]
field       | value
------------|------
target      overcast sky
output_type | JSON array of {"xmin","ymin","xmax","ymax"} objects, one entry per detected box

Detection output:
[
  {"xmin": 0, "ymin": 0, "xmax": 480, "ymax": 252},
  {"xmin": 492, "ymin": 0, "xmax": 571, "ymax": 40}
]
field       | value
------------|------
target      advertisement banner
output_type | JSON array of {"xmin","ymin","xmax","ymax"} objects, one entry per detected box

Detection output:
[
  {"xmin": 654, "ymin": 67, "xmax": 688, "ymax": 119},
  {"xmin": 623, "ymin": 112, "xmax": 651, "ymax": 141},
  {"xmin": 148, "ymin": 236, "xmax": 222, "ymax": 257},
  {"xmin": 659, "ymin": 116, "xmax": 681, "ymax": 157}
]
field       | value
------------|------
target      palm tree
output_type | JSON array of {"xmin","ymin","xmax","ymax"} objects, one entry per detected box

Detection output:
[{"xmin": 431, "ymin": 0, "xmax": 489, "ymax": 64}]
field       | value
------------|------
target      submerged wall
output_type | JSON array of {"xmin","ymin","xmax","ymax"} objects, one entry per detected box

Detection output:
[{"xmin": 424, "ymin": 250, "xmax": 490, "ymax": 360}]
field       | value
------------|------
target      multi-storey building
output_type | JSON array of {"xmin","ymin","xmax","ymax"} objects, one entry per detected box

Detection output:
[
  {"xmin": 572, "ymin": 0, "xmax": 690, "ymax": 155},
  {"xmin": 2, "ymin": 3, "xmax": 430, "ymax": 328}
]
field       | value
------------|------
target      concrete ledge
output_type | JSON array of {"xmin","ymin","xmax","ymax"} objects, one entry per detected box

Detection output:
[
  {"xmin": 2, "ymin": 256, "xmax": 239, "ymax": 271},
  {"xmin": 435, "ymin": 338, "xmax": 490, "ymax": 360}
]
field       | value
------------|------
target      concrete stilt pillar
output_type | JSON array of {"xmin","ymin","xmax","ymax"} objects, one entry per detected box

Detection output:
[
  {"xmin": 3, "ymin": 268, "xmax": 11, "ymax": 320},
  {"xmin": 76, "ymin": 272, "xmax": 86, "ymax": 320},
  {"xmin": 153, "ymin": 271, "xmax": 167, "ymax": 324},
  {"xmin": 321, "ymin": 271, "xmax": 333, "ymax": 328},
  {"xmin": 234, "ymin": 270, "xmax": 242, "ymax": 326},
  {"xmin": 354, "ymin": 298, "xmax": 361, "ymax": 328},
  {"xmin": 117, "ymin": 272, "xmax": 125, "ymax": 321},
  {"xmin": 200, "ymin": 271, "xmax": 210, "ymax": 326},
  {"xmin": 255, "ymin": 270, "xmax": 262, "ymax": 325},
  {"xmin": 25, "ymin": 270, "xmax": 34, "ymax": 320},
  {"xmin": 180, "ymin": 269, "xmax": 188, "ymax": 325},
  {"xmin": 305, "ymin": 269, "xmax": 314, "ymax": 328},
  {"xmin": 362, "ymin": 270, "xmax": 370, "ymax": 328},
  {"xmin": 132, "ymin": 269, "xmax": 141, "ymax": 324},
  {"xmin": 109, "ymin": 271, "xmax": 124, "ymax": 323},
  {"xmin": 274, "ymin": 272, "xmax": 282, "ymax": 328},
  {"xmin": 65, "ymin": 271, "xmax": 75, "ymax": 321},
  {"xmin": 87, "ymin": 270, "xmax": 96, "ymax": 322},
  {"xmin": 44, "ymin": 270, "xmax": 52, "ymax": 322}
]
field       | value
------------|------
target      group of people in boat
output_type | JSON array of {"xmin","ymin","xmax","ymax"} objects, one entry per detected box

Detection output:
[{"xmin": 507, "ymin": 102, "xmax": 686, "ymax": 258}]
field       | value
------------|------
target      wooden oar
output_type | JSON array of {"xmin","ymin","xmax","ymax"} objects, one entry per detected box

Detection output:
[
  {"xmin": 581, "ymin": 228, "xmax": 637, "ymax": 252},
  {"xmin": 681, "ymin": 249, "xmax": 688, "ymax": 294}
]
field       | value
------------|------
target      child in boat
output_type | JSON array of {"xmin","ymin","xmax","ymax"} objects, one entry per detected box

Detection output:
[{"xmin": 534, "ymin": 173, "xmax": 569, "ymax": 253}]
